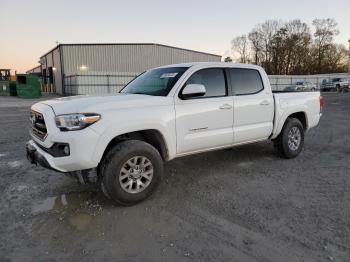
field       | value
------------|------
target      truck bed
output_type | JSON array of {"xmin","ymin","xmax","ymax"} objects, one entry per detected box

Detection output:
[{"xmin": 271, "ymin": 91, "xmax": 321, "ymax": 139}]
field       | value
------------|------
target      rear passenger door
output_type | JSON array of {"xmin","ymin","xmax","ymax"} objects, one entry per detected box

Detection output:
[{"xmin": 228, "ymin": 68, "xmax": 274, "ymax": 144}]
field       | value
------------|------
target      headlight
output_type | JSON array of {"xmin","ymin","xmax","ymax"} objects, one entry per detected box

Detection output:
[{"xmin": 55, "ymin": 113, "xmax": 101, "ymax": 131}]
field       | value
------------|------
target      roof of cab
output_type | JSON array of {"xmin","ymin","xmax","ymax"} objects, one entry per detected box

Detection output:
[{"xmin": 157, "ymin": 62, "xmax": 263, "ymax": 71}]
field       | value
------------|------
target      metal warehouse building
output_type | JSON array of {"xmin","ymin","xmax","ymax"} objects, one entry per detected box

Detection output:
[{"xmin": 28, "ymin": 43, "xmax": 221, "ymax": 95}]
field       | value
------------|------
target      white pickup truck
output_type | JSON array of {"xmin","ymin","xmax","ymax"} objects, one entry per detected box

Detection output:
[{"xmin": 26, "ymin": 62, "xmax": 323, "ymax": 205}]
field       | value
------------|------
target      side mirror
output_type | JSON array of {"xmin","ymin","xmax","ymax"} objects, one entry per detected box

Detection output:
[{"xmin": 181, "ymin": 84, "xmax": 206, "ymax": 99}]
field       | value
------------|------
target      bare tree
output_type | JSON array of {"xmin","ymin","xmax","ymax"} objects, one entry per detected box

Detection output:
[
  {"xmin": 232, "ymin": 18, "xmax": 346, "ymax": 74},
  {"xmin": 248, "ymin": 31, "xmax": 263, "ymax": 65},
  {"xmin": 323, "ymin": 44, "xmax": 348, "ymax": 72},
  {"xmin": 231, "ymin": 35, "xmax": 249, "ymax": 63},
  {"xmin": 270, "ymin": 20, "xmax": 312, "ymax": 74},
  {"xmin": 257, "ymin": 20, "xmax": 281, "ymax": 73},
  {"xmin": 247, "ymin": 20, "xmax": 281, "ymax": 72},
  {"xmin": 312, "ymin": 18, "xmax": 339, "ymax": 73}
]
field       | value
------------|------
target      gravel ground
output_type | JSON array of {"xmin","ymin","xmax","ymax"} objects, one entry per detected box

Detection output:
[{"xmin": 0, "ymin": 93, "xmax": 349, "ymax": 262}]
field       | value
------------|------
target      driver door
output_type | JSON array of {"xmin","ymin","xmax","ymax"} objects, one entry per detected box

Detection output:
[{"xmin": 174, "ymin": 68, "xmax": 233, "ymax": 154}]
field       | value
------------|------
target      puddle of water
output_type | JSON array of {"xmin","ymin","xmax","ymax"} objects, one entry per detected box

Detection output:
[
  {"xmin": 69, "ymin": 213, "xmax": 96, "ymax": 231},
  {"xmin": 31, "ymin": 191, "xmax": 93, "ymax": 214},
  {"xmin": 32, "ymin": 191, "xmax": 100, "ymax": 231}
]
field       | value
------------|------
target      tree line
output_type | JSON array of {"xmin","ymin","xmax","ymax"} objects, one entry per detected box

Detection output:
[{"xmin": 227, "ymin": 18, "xmax": 349, "ymax": 75}]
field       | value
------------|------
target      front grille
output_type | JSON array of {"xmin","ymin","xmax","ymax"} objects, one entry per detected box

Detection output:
[{"xmin": 30, "ymin": 110, "xmax": 47, "ymax": 140}]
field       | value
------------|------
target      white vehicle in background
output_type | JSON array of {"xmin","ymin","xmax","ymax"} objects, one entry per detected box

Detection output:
[
  {"xmin": 321, "ymin": 78, "xmax": 350, "ymax": 92},
  {"xmin": 26, "ymin": 62, "xmax": 323, "ymax": 205},
  {"xmin": 284, "ymin": 81, "xmax": 317, "ymax": 92}
]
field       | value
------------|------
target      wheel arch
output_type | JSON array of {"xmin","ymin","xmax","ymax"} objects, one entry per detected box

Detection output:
[
  {"xmin": 272, "ymin": 110, "xmax": 308, "ymax": 139},
  {"xmin": 288, "ymin": 112, "xmax": 307, "ymax": 131},
  {"xmin": 98, "ymin": 129, "xmax": 169, "ymax": 166}
]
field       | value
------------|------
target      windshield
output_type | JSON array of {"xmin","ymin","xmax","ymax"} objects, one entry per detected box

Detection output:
[{"xmin": 121, "ymin": 67, "xmax": 189, "ymax": 96}]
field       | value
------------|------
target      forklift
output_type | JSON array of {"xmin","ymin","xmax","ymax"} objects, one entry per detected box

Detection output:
[{"xmin": 0, "ymin": 69, "xmax": 17, "ymax": 96}]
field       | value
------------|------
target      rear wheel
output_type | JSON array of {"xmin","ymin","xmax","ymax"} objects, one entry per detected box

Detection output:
[
  {"xmin": 274, "ymin": 118, "xmax": 304, "ymax": 159},
  {"xmin": 100, "ymin": 140, "xmax": 163, "ymax": 206}
]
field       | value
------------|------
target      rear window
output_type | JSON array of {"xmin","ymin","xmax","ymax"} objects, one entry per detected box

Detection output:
[{"xmin": 229, "ymin": 68, "xmax": 264, "ymax": 95}]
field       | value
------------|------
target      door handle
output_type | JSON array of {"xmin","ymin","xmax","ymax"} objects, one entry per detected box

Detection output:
[
  {"xmin": 219, "ymin": 104, "xmax": 232, "ymax": 110},
  {"xmin": 260, "ymin": 100, "xmax": 270, "ymax": 106}
]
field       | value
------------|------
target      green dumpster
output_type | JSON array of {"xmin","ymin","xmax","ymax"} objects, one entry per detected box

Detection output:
[
  {"xmin": 9, "ymin": 81, "xmax": 17, "ymax": 96},
  {"xmin": 16, "ymin": 74, "xmax": 41, "ymax": 98},
  {"xmin": 0, "ymin": 80, "xmax": 10, "ymax": 96}
]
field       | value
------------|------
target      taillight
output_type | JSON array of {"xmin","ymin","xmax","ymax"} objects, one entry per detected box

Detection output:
[{"xmin": 319, "ymin": 95, "xmax": 324, "ymax": 112}]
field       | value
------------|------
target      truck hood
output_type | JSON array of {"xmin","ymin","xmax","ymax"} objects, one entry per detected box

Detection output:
[{"xmin": 40, "ymin": 94, "xmax": 172, "ymax": 115}]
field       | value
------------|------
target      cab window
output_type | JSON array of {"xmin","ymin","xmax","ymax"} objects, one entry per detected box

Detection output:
[
  {"xmin": 229, "ymin": 68, "xmax": 264, "ymax": 95},
  {"xmin": 184, "ymin": 68, "xmax": 226, "ymax": 98}
]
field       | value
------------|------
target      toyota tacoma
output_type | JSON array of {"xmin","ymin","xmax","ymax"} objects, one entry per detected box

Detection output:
[{"xmin": 26, "ymin": 62, "xmax": 323, "ymax": 205}]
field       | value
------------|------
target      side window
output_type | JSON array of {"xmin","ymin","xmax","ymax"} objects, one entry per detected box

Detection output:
[
  {"xmin": 184, "ymin": 68, "xmax": 226, "ymax": 98},
  {"xmin": 229, "ymin": 68, "xmax": 264, "ymax": 95}
]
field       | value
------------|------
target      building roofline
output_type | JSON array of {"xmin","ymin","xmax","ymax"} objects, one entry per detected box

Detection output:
[
  {"xmin": 40, "ymin": 43, "xmax": 221, "ymax": 59},
  {"xmin": 26, "ymin": 65, "xmax": 41, "ymax": 73},
  {"xmin": 40, "ymin": 46, "xmax": 60, "ymax": 59}
]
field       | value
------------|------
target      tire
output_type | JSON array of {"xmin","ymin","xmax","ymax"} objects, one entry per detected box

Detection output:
[
  {"xmin": 274, "ymin": 118, "xmax": 304, "ymax": 159},
  {"xmin": 336, "ymin": 85, "xmax": 341, "ymax": 93},
  {"xmin": 100, "ymin": 140, "xmax": 163, "ymax": 206}
]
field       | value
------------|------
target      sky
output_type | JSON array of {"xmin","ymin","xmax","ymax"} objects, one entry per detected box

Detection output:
[{"xmin": 1, "ymin": 0, "xmax": 349, "ymax": 73}]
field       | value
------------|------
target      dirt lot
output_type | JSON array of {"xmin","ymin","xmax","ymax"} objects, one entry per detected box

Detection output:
[{"xmin": 0, "ymin": 93, "xmax": 349, "ymax": 262}]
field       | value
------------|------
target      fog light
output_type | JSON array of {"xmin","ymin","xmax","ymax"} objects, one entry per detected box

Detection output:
[{"xmin": 63, "ymin": 145, "xmax": 70, "ymax": 155}]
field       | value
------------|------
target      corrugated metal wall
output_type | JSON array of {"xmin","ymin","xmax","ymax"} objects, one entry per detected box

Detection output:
[
  {"xmin": 37, "ymin": 44, "xmax": 221, "ymax": 95},
  {"xmin": 52, "ymin": 48, "xmax": 62, "ymax": 94},
  {"xmin": 39, "ymin": 46, "xmax": 63, "ymax": 93},
  {"xmin": 61, "ymin": 44, "xmax": 221, "ymax": 75}
]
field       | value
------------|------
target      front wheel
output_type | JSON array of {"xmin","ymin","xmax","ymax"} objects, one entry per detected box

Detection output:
[
  {"xmin": 336, "ymin": 85, "xmax": 341, "ymax": 93},
  {"xmin": 274, "ymin": 118, "xmax": 304, "ymax": 159},
  {"xmin": 99, "ymin": 140, "xmax": 163, "ymax": 206}
]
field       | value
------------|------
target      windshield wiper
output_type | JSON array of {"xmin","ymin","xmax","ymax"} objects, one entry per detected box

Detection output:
[{"xmin": 132, "ymin": 92, "xmax": 151, "ymax": 96}]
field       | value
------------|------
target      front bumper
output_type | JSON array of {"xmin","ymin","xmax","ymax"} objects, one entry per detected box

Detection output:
[
  {"xmin": 26, "ymin": 140, "xmax": 61, "ymax": 172},
  {"xmin": 26, "ymin": 140, "xmax": 98, "ymax": 184},
  {"xmin": 26, "ymin": 131, "xmax": 100, "ymax": 172}
]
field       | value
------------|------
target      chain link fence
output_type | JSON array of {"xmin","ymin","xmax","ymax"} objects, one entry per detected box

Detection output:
[
  {"xmin": 64, "ymin": 72, "xmax": 138, "ymax": 96},
  {"xmin": 269, "ymin": 73, "xmax": 350, "ymax": 91}
]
